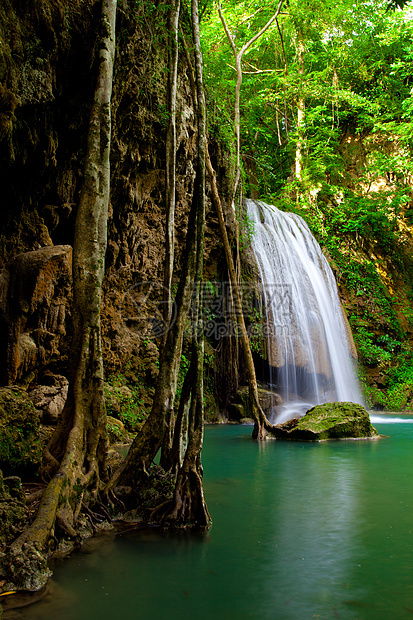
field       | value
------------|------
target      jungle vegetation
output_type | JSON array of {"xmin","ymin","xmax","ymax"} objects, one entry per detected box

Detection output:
[{"xmin": 201, "ymin": 0, "xmax": 413, "ymax": 408}]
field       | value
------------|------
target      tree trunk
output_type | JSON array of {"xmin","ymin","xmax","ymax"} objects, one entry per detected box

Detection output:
[
  {"xmin": 160, "ymin": 0, "xmax": 181, "ymax": 467},
  {"xmin": 205, "ymin": 149, "xmax": 274, "ymax": 440},
  {"xmin": 105, "ymin": 229, "xmax": 197, "ymax": 489},
  {"xmin": 182, "ymin": 5, "xmax": 274, "ymax": 440},
  {"xmin": 6, "ymin": 0, "xmax": 117, "ymax": 591},
  {"xmin": 217, "ymin": 0, "xmax": 284, "ymax": 213},
  {"xmin": 295, "ymin": 32, "xmax": 305, "ymax": 183},
  {"xmin": 106, "ymin": 25, "xmax": 199, "ymax": 488},
  {"xmin": 163, "ymin": 0, "xmax": 181, "ymax": 331},
  {"xmin": 168, "ymin": 353, "xmax": 196, "ymax": 472},
  {"xmin": 276, "ymin": 17, "xmax": 289, "ymax": 140},
  {"xmin": 154, "ymin": 0, "xmax": 210, "ymax": 529}
]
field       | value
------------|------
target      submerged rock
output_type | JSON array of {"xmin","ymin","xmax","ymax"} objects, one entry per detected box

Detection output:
[{"xmin": 271, "ymin": 402, "xmax": 379, "ymax": 441}]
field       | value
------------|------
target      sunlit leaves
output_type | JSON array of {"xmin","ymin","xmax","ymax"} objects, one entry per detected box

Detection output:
[{"xmin": 201, "ymin": 0, "xmax": 413, "ymax": 207}]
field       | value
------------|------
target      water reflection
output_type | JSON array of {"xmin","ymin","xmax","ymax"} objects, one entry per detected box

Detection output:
[
  {"xmin": 246, "ymin": 442, "xmax": 365, "ymax": 618},
  {"xmin": 18, "ymin": 424, "xmax": 413, "ymax": 620}
]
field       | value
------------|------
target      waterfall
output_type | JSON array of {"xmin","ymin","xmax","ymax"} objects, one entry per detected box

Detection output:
[{"xmin": 246, "ymin": 199, "xmax": 364, "ymax": 423}]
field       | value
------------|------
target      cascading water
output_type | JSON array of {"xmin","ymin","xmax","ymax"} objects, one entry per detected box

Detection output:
[{"xmin": 246, "ymin": 199, "xmax": 364, "ymax": 423}]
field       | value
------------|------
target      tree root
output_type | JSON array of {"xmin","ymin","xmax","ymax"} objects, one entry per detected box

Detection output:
[
  {"xmin": 148, "ymin": 499, "xmax": 173, "ymax": 523},
  {"xmin": 25, "ymin": 489, "xmax": 45, "ymax": 505},
  {"xmin": 153, "ymin": 465, "xmax": 211, "ymax": 530},
  {"xmin": 39, "ymin": 442, "xmax": 63, "ymax": 482},
  {"xmin": 104, "ymin": 486, "xmax": 129, "ymax": 513},
  {"xmin": 81, "ymin": 503, "xmax": 99, "ymax": 532},
  {"xmin": 96, "ymin": 503, "xmax": 113, "ymax": 523},
  {"xmin": 56, "ymin": 513, "xmax": 81, "ymax": 543}
]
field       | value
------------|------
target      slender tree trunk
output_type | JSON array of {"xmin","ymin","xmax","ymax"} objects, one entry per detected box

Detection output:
[
  {"xmin": 217, "ymin": 0, "xmax": 283, "ymax": 212},
  {"xmin": 155, "ymin": 0, "xmax": 210, "ymax": 528},
  {"xmin": 114, "ymin": 0, "xmax": 210, "ymax": 528},
  {"xmin": 7, "ymin": 0, "xmax": 117, "ymax": 590},
  {"xmin": 205, "ymin": 149, "xmax": 273, "ymax": 439},
  {"xmin": 106, "ymin": 218, "xmax": 197, "ymax": 489},
  {"xmin": 169, "ymin": 354, "xmax": 196, "ymax": 471},
  {"xmin": 295, "ymin": 32, "xmax": 305, "ymax": 183},
  {"xmin": 107, "ymin": 15, "xmax": 200, "ymax": 488},
  {"xmin": 213, "ymin": 2, "xmax": 282, "ymax": 439},
  {"xmin": 182, "ymin": 7, "xmax": 274, "ymax": 440},
  {"xmin": 163, "ymin": 0, "xmax": 181, "ymax": 331},
  {"xmin": 160, "ymin": 0, "xmax": 181, "ymax": 468},
  {"xmin": 332, "ymin": 67, "xmax": 338, "ymax": 129},
  {"xmin": 276, "ymin": 17, "xmax": 289, "ymax": 140}
]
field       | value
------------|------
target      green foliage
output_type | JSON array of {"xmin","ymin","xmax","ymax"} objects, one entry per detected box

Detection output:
[
  {"xmin": 352, "ymin": 326, "xmax": 395, "ymax": 366},
  {"xmin": 330, "ymin": 194, "xmax": 399, "ymax": 249},
  {"xmin": 105, "ymin": 374, "xmax": 149, "ymax": 432},
  {"xmin": 247, "ymin": 306, "xmax": 265, "ymax": 355},
  {"xmin": 383, "ymin": 350, "xmax": 413, "ymax": 410},
  {"xmin": 0, "ymin": 388, "xmax": 41, "ymax": 475},
  {"xmin": 119, "ymin": 397, "xmax": 146, "ymax": 432},
  {"xmin": 107, "ymin": 419, "xmax": 126, "ymax": 443},
  {"xmin": 367, "ymin": 377, "xmax": 413, "ymax": 411},
  {"xmin": 359, "ymin": 343, "xmax": 413, "ymax": 410},
  {"xmin": 176, "ymin": 353, "xmax": 190, "ymax": 402},
  {"xmin": 203, "ymin": 346, "xmax": 215, "ymax": 395},
  {"xmin": 237, "ymin": 204, "xmax": 255, "ymax": 250},
  {"xmin": 202, "ymin": 0, "xmax": 413, "ymax": 201}
]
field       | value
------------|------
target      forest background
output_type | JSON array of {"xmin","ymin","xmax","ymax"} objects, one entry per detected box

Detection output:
[{"xmin": 201, "ymin": 0, "xmax": 413, "ymax": 411}]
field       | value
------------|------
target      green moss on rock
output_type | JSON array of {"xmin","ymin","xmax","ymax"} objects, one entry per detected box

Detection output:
[
  {"xmin": 272, "ymin": 402, "xmax": 379, "ymax": 441},
  {"xmin": 107, "ymin": 416, "xmax": 130, "ymax": 444},
  {"xmin": 0, "ymin": 387, "xmax": 42, "ymax": 476}
]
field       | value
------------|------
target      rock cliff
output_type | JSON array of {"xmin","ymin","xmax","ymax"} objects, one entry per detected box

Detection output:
[{"xmin": 0, "ymin": 0, "xmax": 227, "ymax": 397}]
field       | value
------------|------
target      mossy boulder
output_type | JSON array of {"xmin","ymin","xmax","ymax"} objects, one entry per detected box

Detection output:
[
  {"xmin": 0, "ymin": 387, "xmax": 42, "ymax": 476},
  {"xmin": 104, "ymin": 384, "xmax": 133, "ymax": 416},
  {"xmin": 271, "ymin": 402, "xmax": 379, "ymax": 441}
]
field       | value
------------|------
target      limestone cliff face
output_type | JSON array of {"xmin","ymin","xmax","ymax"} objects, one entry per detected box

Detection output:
[
  {"xmin": 0, "ymin": 246, "xmax": 72, "ymax": 385},
  {"xmin": 0, "ymin": 0, "xmax": 225, "ymax": 386}
]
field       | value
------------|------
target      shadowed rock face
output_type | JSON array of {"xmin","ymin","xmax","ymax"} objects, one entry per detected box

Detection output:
[
  {"xmin": 0, "ymin": 245, "xmax": 72, "ymax": 385},
  {"xmin": 234, "ymin": 385, "xmax": 282, "ymax": 421},
  {"xmin": 0, "ymin": 3, "xmax": 227, "ymax": 388},
  {"xmin": 271, "ymin": 402, "xmax": 379, "ymax": 441},
  {"xmin": 0, "ymin": 470, "xmax": 29, "ymax": 547}
]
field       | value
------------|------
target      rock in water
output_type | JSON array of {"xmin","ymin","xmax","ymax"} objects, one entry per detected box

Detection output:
[{"xmin": 272, "ymin": 402, "xmax": 379, "ymax": 440}]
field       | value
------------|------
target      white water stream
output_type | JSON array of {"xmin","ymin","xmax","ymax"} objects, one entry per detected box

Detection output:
[{"xmin": 246, "ymin": 199, "xmax": 364, "ymax": 423}]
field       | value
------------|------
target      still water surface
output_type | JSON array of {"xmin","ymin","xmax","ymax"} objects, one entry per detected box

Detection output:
[{"xmin": 20, "ymin": 418, "xmax": 413, "ymax": 619}]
